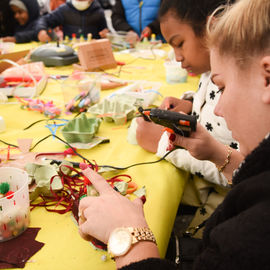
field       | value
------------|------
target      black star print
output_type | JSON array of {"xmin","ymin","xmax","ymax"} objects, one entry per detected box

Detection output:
[
  {"xmin": 195, "ymin": 172, "xmax": 204, "ymax": 178},
  {"xmin": 210, "ymin": 91, "xmax": 216, "ymax": 100},
  {"xmin": 205, "ymin": 122, "xmax": 213, "ymax": 131},
  {"xmin": 217, "ymin": 122, "xmax": 220, "ymax": 126},
  {"xmin": 200, "ymin": 207, "xmax": 207, "ymax": 215},
  {"xmin": 230, "ymin": 142, "xmax": 238, "ymax": 149},
  {"xmin": 198, "ymin": 82, "xmax": 202, "ymax": 89}
]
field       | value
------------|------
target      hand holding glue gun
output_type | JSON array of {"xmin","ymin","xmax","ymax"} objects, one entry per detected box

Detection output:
[{"xmin": 138, "ymin": 107, "xmax": 197, "ymax": 137}]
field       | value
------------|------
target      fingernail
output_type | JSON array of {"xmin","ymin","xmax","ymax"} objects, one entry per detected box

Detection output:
[
  {"xmin": 79, "ymin": 163, "xmax": 88, "ymax": 170},
  {"xmin": 140, "ymin": 195, "xmax": 146, "ymax": 204},
  {"xmin": 169, "ymin": 133, "xmax": 176, "ymax": 142}
]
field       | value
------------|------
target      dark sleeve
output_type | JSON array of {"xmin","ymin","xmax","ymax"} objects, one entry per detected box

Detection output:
[
  {"xmin": 119, "ymin": 258, "xmax": 178, "ymax": 270},
  {"xmin": 111, "ymin": 0, "xmax": 133, "ymax": 32},
  {"xmin": 15, "ymin": 30, "xmax": 37, "ymax": 43},
  {"xmin": 97, "ymin": 9, "xmax": 108, "ymax": 32},
  {"xmin": 35, "ymin": 7, "xmax": 65, "ymax": 33},
  {"xmin": 193, "ymin": 179, "xmax": 270, "ymax": 270},
  {"xmin": 14, "ymin": 21, "xmax": 38, "ymax": 43},
  {"xmin": 146, "ymin": 0, "xmax": 163, "ymax": 35}
]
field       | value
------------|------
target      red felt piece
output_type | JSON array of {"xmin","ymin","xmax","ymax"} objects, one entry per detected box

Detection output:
[{"xmin": 0, "ymin": 227, "xmax": 44, "ymax": 268}]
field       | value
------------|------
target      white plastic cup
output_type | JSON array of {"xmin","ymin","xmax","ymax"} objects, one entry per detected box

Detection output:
[
  {"xmin": 0, "ymin": 167, "xmax": 30, "ymax": 242},
  {"xmin": 164, "ymin": 61, "xmax": 188, "ymax": 84}
]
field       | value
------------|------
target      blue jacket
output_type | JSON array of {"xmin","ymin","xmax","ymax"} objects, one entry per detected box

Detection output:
[
  {"xmin": 14, "ymin": 0, "xmax": 40, "ymax": 43},
  {"xmin": 112, "ymin": 0, "xmax": 161, "ymax": 36},
  {"xmin": 35, "ymin": 0, "xmax": 107, "ymax": 39}
]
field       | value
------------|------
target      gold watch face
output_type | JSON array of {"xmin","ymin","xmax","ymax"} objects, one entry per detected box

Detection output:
[{"xmin": 108, "ymin": 228, "xmax": 132, "ymax": 257}]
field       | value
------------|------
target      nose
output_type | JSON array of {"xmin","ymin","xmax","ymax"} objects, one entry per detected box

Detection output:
[
  {"xmin": 214, "ymin": 98, "xmax": 224, "ymax": 117},
  {"xmin": 174, "ymin": 49, "xmax": 184, "ymax": 62}
]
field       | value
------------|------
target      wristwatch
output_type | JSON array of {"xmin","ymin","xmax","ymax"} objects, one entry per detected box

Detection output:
[{"xmin": 107, "ymin": 227, "xmax": 156, "ymax": 259}]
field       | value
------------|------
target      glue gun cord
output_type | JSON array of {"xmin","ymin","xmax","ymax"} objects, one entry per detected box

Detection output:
[{"xmin": 97, "ymin": 148, "xmax": 177, "ymax": 170}]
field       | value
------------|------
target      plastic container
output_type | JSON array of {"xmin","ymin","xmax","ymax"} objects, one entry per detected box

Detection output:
[
  {"xmin": 164, "ymin": 61, "xmax": 188, "ymax": 84},
  {"xmin": 61, "ymin": 72, "xmax": 101, "ymax": 105},
  {"xmin": 106, "ymin": 31, "xmax": 137, "ymax": 50},
  {"xmin": 0, "ymin": 167, "xmax": 30, "ymax": 242}
]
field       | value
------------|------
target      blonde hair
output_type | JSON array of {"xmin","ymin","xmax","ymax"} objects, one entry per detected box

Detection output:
[{"xmin": 208, "ymin": 0, "xmax": 270, "ymax": 67}]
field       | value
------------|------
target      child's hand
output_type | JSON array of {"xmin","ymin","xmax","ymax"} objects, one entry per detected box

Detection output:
[
  {"xmin": 170, "ymin": 123, "xmax": 221, "ymax": 161},
  {"xmin": 140, "ymin": 26, "xmax": 152, "ymax": 40},
  {"xmin": 99, "ymin": 28, "xmax": 109, "ymax": 38},
  {"xmin": 38, "ymin": 30, "xmax": 51, "ymax": 43},
  {"xmin": 159, "ymin": 96, "xmax": 192, "ymax": 113},
  {"xmin": 1, "ymin": 37, "xmax": 16, "ymax": 43},
  {"xmin": 136, "ymin": 117, "xmax": 164, "ymax": 153}
]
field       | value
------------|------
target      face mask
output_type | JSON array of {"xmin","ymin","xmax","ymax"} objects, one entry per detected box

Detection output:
[{"xmin": 72, "ymin": 0, "xmax": 92, "ymax": 11}]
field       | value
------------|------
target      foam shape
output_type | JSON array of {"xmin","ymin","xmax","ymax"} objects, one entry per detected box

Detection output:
[
  {"xmin": 61, "ymin": 113, "xmax": 101, "ymax": 143},
  {"xmin": 88, "ymin": 96, "xmax": 137, "ymax": 125}
]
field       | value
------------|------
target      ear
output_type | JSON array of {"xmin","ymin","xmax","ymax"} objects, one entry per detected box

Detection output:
[{"xmin": 261, "ymin": 56, "xmax": 270, "ymax": 104}]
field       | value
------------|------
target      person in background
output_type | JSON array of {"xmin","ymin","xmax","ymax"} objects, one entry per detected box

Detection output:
[
  {"xmin": 36, "ymin": 0, "xmax": 108, "ymax": 42},
  {"xmin": 111, "ymin": 0, "xmax": 163, "ymax": 41},
  {"xmin": 1, "ymin": 0, "xmax": 40, "ymax": 43},
  {"xmin": 0, "ymin": 0, "xmax": 16, "ymax": 38},
  {"xmin": 78, "ymin": 0, "xmax": 270, "ymax": 268}
]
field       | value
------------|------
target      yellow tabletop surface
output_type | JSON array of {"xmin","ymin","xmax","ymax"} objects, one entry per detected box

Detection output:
[{"xmin": 0, "ymin": 42, "xmax": 200, "ymax": 270}]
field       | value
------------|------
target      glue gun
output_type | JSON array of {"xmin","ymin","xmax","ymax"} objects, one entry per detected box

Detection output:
[{"xmin": 138, "ymin": 107, "xmax": 197, "ymax": 137}]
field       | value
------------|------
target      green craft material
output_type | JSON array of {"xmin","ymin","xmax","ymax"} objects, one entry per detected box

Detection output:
[
  {"xmin": 88, "ymin": 96, "xmax": 137, "ymax": 125},
  {"xmin": 61, "ymin": 113, "xmax": 101, "ymax": 143},
  {"xmin": 0, "ymin": 182, "xmax": 10, "ymax": 195},
  {"xmin": 133, "ymin": 186, "xmax": 146, "ymax": 197},
  {"xmin": 25, "ymin": 161, "xmax": 73, "ymax": 200},
  {"xmin": 114, "ymin": 181, "xmax": 128, "ymax": 195}
]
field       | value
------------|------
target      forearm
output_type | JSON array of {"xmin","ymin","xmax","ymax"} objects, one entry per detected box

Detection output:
[
  {"xmin": 209, "ymin": 142, "xmax": 244, "ymax": 184},
  {"xmin": 116, "ymin": 241, "xmax": 160, "ymax": 269},
  {"xmin": 111, "ymin": 0, "xmax": 133, "ymax": 32}
]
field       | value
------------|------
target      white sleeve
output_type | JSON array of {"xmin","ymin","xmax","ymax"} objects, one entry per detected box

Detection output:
[{"xmin": 156, "ymin": 132, "xmax": 229, "ymax": 187}]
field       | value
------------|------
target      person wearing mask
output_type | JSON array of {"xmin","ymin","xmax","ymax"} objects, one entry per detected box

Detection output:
[{"xmin": 36, "ymin": 0, "xmax": 108, "ymax": 42}]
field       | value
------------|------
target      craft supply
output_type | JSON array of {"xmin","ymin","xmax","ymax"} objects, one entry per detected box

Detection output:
[
  {"xmin": 164, "ymin": 60, "xmax": 188, "ymax": 84},
  {"xmin": 16, "ymin": 97, "xmax": 62, "ymax": 119},
  {"xmin": 61, "ymin": 72, "xmax": 101, "ymax": 113},
  {"xmin": 0, "ymin": 167, "xmax": 30, "ymax": 242}
]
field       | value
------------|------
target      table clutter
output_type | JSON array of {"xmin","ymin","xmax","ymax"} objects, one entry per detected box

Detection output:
[{"xmin": 0, "ymin": 38, "xmax": 199, "ymax": 269}]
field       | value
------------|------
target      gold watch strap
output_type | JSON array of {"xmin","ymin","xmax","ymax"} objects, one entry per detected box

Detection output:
[{"xmin": 127, "ymin": 227, "xmax": 157, "ymax": 244}]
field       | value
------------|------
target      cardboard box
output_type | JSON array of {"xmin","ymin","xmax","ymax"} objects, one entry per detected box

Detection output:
[{"xmin": 77, "ymin": 39, "xmax": 117, "ymax": 71}]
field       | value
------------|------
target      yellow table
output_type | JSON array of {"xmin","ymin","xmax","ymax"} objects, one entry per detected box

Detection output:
[{"xmin": 0, "ymin": 43, "xmax": 200, "ymax": 269}]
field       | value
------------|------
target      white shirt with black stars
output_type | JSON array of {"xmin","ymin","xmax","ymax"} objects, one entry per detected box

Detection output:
[{"xmin": 156, "ymin": 72, "xmax": 239, "ymax": 187}]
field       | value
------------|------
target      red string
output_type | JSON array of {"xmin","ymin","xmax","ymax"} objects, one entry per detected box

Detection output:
[{"xmin": 30, "ymin": 163, "xmax": 134, "ymax": 214}]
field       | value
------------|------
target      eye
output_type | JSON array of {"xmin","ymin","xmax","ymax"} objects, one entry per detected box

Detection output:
[
  {"xmin": 176, "ymin": 41, "xmax": 184, "ymax": 48},
  {"xmin": 217, "ymin": 87, "xmax": 225, "ymax": 94}
]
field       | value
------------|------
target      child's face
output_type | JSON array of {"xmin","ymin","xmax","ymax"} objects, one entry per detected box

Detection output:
[
  {"xmin": 161, "ymin": 14, "xmax": 210, "ymax": 75},
  {"xmin": 10, "ymin": 5, "xmax": 29, "ymax": 26}
]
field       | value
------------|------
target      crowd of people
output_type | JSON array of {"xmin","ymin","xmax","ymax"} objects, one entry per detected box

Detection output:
[
  {"xmin": 0, "ymin": 0, "xmax": 163, "ymax": 43},
  {"xmin": 1, "ymin": 0, "xmax": 270, "ymax": 269}
]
